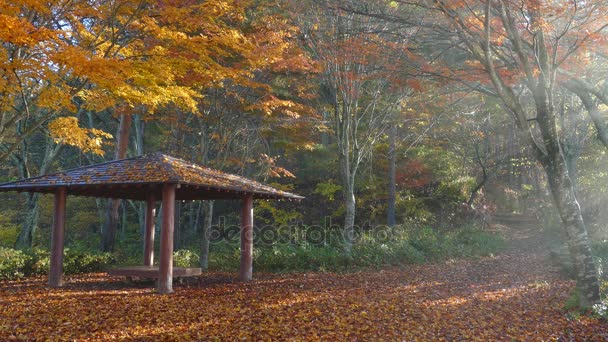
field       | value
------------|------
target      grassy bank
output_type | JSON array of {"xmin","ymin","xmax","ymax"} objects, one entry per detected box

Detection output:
[{"xmin": 0, "ymin": 225, "xmax": 503, "ymax": 280}]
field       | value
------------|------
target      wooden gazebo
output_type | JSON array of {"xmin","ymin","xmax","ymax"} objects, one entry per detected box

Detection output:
[{"xmin": 0, "ymin": 152, "xmax": 302, "ymax": 294}]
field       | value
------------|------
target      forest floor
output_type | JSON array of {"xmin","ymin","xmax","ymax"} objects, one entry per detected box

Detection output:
[{"xmin": 1, "ymin": 218, "xmax": 607, "ymax": 340}]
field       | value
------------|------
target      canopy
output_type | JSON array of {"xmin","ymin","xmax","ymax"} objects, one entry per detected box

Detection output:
[{"xmin": 0, "ymin": 152, "xmax": 303, "ymax": 201}]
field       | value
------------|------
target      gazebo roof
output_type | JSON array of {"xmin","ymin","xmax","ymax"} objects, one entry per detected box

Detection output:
[{"xmin": 0, "ymin": 152, "xmax": 303, "ymax": 201}]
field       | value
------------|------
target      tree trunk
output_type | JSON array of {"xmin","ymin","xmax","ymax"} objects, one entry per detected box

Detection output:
[
  {"xmin": 563, "ymin": 148, "xmax": 580, "ymax": 193},
  {"xmin": 102, "ymin": 114, "xmax": 132, "ymax": 252},
  {"xmin": 138, "ymin": 203, "xmax": 145, "ymax": 240},
  {"xmin": 192, "ymin": 199, "xmax": 202, "ymax": 235},
  {"xmin": 102, "ymin": 200, "xmax": 121, "ymax": 252},
  {"xmin": 431, "ymin": 0, "xmax": 601, "ymax": 306},
  {"xmin": 387, "ymin": 124, "xmax": 396, "ymax": 227},
  {"xmin": 468, "ymin": 144, "xmax": 488, "ymax": 205},
  {"xmin": 467, "ymin": 175, "xmax": 487, "ymax": 206},
  {"xmin": 134, "ymin": 114, "xmax": 146, "ymax": 239},
  {"xmin": 174, "ymin": 200, "xmax": 181, "ymax": 250},
  {"xmin": 133, "ymin": 114, "xmax": 145, "ymax": 156},
  {"xmin": 567, "ymin": 81, "xmax": 608, "ymax": 149},
  {"xmin": 534, "ymin": 84, "xmax": 600, "ymax": 307},
  {"xmin": 200, "ymin": 200, "xmax": 214, "ymax": 270},
  {"xmin": 155, "ymin": 203, "xmax": 163, "ymax": 238},
  {"xmin": 543, "ymin": 158, "xmax": 600, "ymax": 306},
  {"xmin": 321, "ymin": 111, "xmax": 330, "ymax": 147},
  {"xmin": 343, "ymin": 181, "xmax": 356, "ymax": 254},
  {"xmin": 120, "ymin": 201, "xmax": 127, "ymax": 241},
  {"xmin": 189, "ymin": 201, "xmax": 199, "ymax": 238},
  {"xmin": 337, "ymin": 98, "xmax": 358, "ymax": 254},
  {"xmin": 14, "ymin": 136, "xmax": 62, "ymax": 250},
  {"xmin": 15, "ymin": 193, "xmax": 40, "ymax": 249}
]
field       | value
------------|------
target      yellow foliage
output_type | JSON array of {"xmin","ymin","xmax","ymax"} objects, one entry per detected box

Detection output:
[
  {"xmin": 37, "ymin": 86, "xmax": 76, "ymax": 112},
  {"xmin": 48, "ymin": 117, "xmax": 113, "ymax": 156},
  {"xmin": 77, "ymin": 89, "xmax": 116, "ymax": 112},
  {"xmin": 1, "ymin": 0, "xmax": 317, "ymax": 153}
]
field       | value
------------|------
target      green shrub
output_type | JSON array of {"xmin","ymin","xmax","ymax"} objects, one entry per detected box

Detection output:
[
  {"xmin": 0, "ymin": 226, "xmax": 19, "ymax": 247},
  {"xmin": 173, "ymin": 249, "xmax": 199, "ymax": 267},
  {"xmin": 0, "ymin": 247, "xmax": 114, "ymax": 280},
  {"xmin": 254, "ymin": 244, "xmax": 351, "ymax": 272},
  {"xmin": 451, "ymin": 229, "xmax": 505, "ymax": 257},
  {"xmin": 205, "ymin": 225, "xmax": 502, "ymax": 273},
  {"xmin": 206, "ymin": 242, "xmax": 240, "ymax": 271},
  {"xmin": 23, "ymin": 248, "xmax": 50, "ymax": 276},
  {"xmin": 386, "ymin": 240, "xmax": 426, "ymax": 265},
  {"xmin": 0, "ymin": 225, "xmax": 503, "ymax": 280},
  {"xmin": 350, "ymin": 231, "xmax": 424, "ymax": 267},
  {"xmin": 63, "ymin": 248, "xmax": 114, "ymax": 274},
  {"xmin": 0, "ymin": 247, "xmax": 30, "ymax": 280},
  {"xmin": 408, "ymin": 226, "xmax": 443, "ymax": 259},
  {"xmin": 0, "ymin": 210, "xmax": 20, "ymax": 247}
]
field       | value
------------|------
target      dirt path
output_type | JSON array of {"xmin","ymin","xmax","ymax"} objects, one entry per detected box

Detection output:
[{"xmin": 1, "ymin": 219, "xmax": 607, "ymax": 340}]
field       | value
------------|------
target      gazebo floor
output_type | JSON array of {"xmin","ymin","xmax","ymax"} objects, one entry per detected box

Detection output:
[{"xmin": 108, "ymin": 266, "xmax": 202, "ymax": 279}]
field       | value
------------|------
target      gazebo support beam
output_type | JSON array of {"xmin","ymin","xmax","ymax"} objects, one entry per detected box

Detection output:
[
  {"xmin": 240, "ymin": 194, "xmax": 254, "ymax": 281},
  {"xmin": 158, "ymin": 184, "xmax": 176, "ymax": 294},
  {"xmin": 49, "ymin": 187, "xmax": 67, "ymax": 288},
  {"xmin": 143, "ymin": 194, "xmax": 156, "ymax": 267}
]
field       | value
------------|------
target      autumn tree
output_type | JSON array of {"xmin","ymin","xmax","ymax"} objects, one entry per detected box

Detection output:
[
  {"xmin": 89, "ymin": 0, "xmax": 316, "ymax": 254},
  {"xmin": 293, "ymin": 0, "xmax": 415, "ymax": 251},
  {"xmin": 393, "ymin": 0, "xmax": 608, "ymax": 306},
  {"xmin": 157, "ymin": 9, "xmax": 318, "ymax": 265},
  {"xmin": 33, "ymin": 0, "xmax": 312, "ymax": 251},
  {"xmin": 0, "ymin": 0, "xmax": 120, "ymax": 162}
]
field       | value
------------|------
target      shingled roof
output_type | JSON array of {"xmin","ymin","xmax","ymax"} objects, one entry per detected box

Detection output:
[{"xmin": 0, "ymin": 152, "xmax": 303, "ymax": 201}]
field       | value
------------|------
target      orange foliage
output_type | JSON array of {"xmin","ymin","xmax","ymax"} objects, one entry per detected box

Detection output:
[
  {"xmin": 396, "ymin": 160, "xmax": 432, "ymax": 190},
  {"xmin": 0, "ymin": 0, "xmax": 317, "ymax": 155},
  {"xmin": 258, "ymin": 153, "xmax": 296, "ymax": 178},
  {"xmin": 428, "ymin": 0, "xmax": 608, "ymax": 92}
]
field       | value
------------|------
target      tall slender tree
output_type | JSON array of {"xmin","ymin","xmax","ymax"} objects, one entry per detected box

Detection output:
[
  {"xmin": 296, "ymin": 0, "xmax": 413, "ymax": 251},
  {"xmin": 411, "ymin": 0, "xmax": 608, "ymax": 306}
]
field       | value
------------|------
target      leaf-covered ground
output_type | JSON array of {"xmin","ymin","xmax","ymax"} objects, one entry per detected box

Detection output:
[{"xmin": 1, "ymin": 222, "xmax": 607, "ymax": 341}]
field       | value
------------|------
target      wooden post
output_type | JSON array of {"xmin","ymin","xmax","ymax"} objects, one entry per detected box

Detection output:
[
  {"xmin": 49, "ymin": 187, "xmax": 67, "ymax": 288},
  {"xmin": 240, "ymin": 194, "xmax": 253, "ymax": 281},
  {"xmin": 143, "ymin": 194, "xmax": 156, "ymax": 266},
  {"xmin": 158, "ymin": 184, "xmax": 176, "ymax": 294}
]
